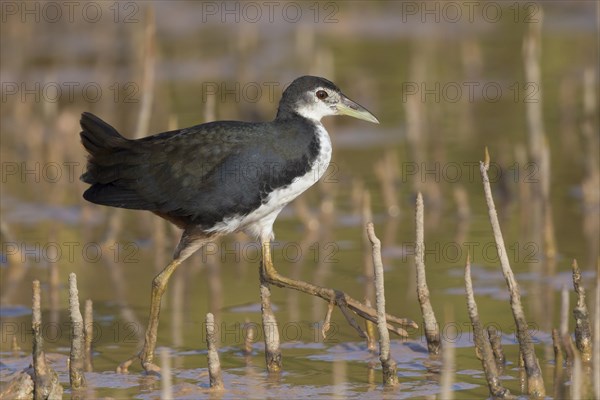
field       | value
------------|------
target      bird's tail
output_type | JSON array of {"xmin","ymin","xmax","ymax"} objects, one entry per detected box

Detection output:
[{"xmin": 79, "ymin": 112, "xmax": 130, "ymax": 185}]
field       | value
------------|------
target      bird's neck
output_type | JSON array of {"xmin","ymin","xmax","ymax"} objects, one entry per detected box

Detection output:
[
  {"xmin": 275, "ymin": 105, "xmax": 298, "ymax": 120},
  {"xmin": 275, "ymin": 105, "xmax": 322, "ymax": 124}
]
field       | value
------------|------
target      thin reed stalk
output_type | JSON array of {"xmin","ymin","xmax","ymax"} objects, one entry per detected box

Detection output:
[
  {"xmin": 361, "ymin": 190, "xmax": 376, "ymax": 352},
  {"xmin": 366, "ymin": 223, "xmax": 398, "ymax": 387},
  {"xmin": 32, "ymin": 280, "xmax": 63, "ymax": 399},
  {"xmin": 571, "ymin": 259, "xmax": 593, "ymax": 362},
  {"xmin": 206, "ymin": 313, "xmax": 224, "ymax": 390},
  {"xmin": 465, "ymin": 256, "xmax": 510, "ymax": 398},
  {"xmin": 488, "ymin": 326, "xmax": 505, "ymax": 372},
  {"xmin": 415, "ymin": 193, "xmax": 441, "ymax": 354},
  {"xmin": 84, "ymin": 299, "xmax": 94, "ymax": 372},
  {"xmin": 68, "ymin": 273, "xmax": 86, "ymax": 389},
  {"xmin": 552, "ymin": 328, "xmax": 565, "ymax": 400},
  {"xmin": 480, "ymin": 148, "xmax": 545, "ymax": 397}
]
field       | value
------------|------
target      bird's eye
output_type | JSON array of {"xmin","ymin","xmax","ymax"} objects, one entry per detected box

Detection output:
[{"xmin": 316, "ymin": 90, "xmax": 328, "ymax": 100}]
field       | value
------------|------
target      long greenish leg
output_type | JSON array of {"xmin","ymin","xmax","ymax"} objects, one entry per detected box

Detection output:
[
  {"xmin": 260, "ymin": 242, "xmax": 416, "ymax": 337},
  {"xmin": 259, "ymin": 241, "xmax": 282, "ymax": 372},
  {"xmin": 117, "ymin": 234, "xmax": 211, "ymax": 374},
  {"xmin": 140, "ymin": 258, "xmax": 183, "ymax": 373}
]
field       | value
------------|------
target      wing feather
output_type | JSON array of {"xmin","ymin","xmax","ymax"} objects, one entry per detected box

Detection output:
[{"xmin": 80, "ymin": 113, "xmax": 319, "ymax": 229}]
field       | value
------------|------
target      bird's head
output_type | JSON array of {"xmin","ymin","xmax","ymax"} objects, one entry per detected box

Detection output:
[{"xmin": 277, "ymin": 76, "xmax": 379, "ymax": 124}]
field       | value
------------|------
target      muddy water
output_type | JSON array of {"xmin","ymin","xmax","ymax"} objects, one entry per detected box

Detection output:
[{"xmin": 1, "ymin": 2, "xmax": 598, "ymax": 398}]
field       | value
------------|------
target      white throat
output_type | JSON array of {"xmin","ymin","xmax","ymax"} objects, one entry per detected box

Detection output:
[{"xmin": 294, "ymin": 101, "xmax": 336, "ymax": 122}]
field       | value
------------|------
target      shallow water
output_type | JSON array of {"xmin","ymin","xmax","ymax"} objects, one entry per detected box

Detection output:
[{"xmin": 1, "ymin": 1, "xmax": 598, "ymax": 398}]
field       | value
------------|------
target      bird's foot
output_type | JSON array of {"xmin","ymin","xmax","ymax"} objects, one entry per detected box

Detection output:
[
  {"xmin": 116, "ymin": 353, "xmax": 161, "ymax": 376},
  {"xmin": 142, "ymin": 361, "xmax": 161, "ymax": 376},
  {"xmin": 116, "ymin": 354, "xmax": 138, "ymax": 374}
]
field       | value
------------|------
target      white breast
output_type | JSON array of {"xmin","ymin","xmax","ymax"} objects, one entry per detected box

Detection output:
[{"xmin": 207, "ymin": 123, "xmax": 332, "ymax": 240}]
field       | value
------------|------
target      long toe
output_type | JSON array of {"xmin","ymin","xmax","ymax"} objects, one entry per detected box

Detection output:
[
  {"xmin": 116, "ymin": 355, "xmax": 138, "ymax": 373},
  {"xmin": 143, "ymin": 361, "xmax": 162, "ymax": 376}
]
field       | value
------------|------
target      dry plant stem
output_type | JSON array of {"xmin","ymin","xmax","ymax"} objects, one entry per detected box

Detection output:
[
  {"xmin": 487, "ymin": 326, "xmax": 505, "ymax": 371},
  {"xmin": 351, "ymin": 179, "xmax": 365, "ymax": 216},
  {"xmin": 362, "ymin": 191, "xmax": 377, "ymax": 350},
  {"xmin": 32, "ymin": 280, "xmax": 45, "ymax": 399},
  {"xmin": 415, "ymin": 192, "xmax": 441, "ymax": 355},
  {"xmin": 480, "ymin": 155, "xmax": 545, "ymax": 397},
  {"xmin": 523, "ymin": 7, "xmax": 545, "ymax": 159},
  {"xmin": 523, "ymin": 8, "xmax": 557, "ymax": 260},
  {"xmin": 465, "ymin": 256, "xmax": 510, "ymax": 398},
  {"xmin": 260, "ymin": 241, "xmax": 416, "ymax": 337},
  {"xmin": 32, "ymin": 280, "xmax": 62, "ymax": 400},
  {"xmin": 134, "ymin": 5, "xmax": 156, "ymax": 139},
  {"xmin": 84, "ymin": 300, "xmax": 93, "ymax": 372},
  {"xmin": 453, "ymin": 186, "xmax": 470, "ymax": 221},
  {"xmin": 562, "ymin": 333, "xmax": 575, "ymax": 366},
  {"xmin": 374, "ymin": 151, "xmax": 400, "ymax": 217},
  {"xmin": 571, "ymin": 355, "xmax": 583, "ymax": 400},
  {"xmin": 571, "ymin": 259, "xmax": 593, "ymax": 362},
  {"xmin": 0, "ymin": 370, "xmax": 34, "ymax": 399},
  {"xmin": 551, "ymin": 329, "xmax": 563, "ymax": 365},
  {"xmin": 293, "ymin": 197, "xmax": 319, "ymax": 231},
  {"xmin": 551, "ymin": 328, "xmax": 566, "ymax": 400},
  {"xmin": 362, "ymin": 193, "xmax": 376, "ymax": 311},
  {"xmin": 560, "ymin": 285, "xmax": 570, "ymax": 340},
  {"xmin": 259, "ymin": 245, "xmax": 282, "ymax": 373},
  {"xmin": 206, "ymin": 313, "xmax": 224, "ymax": 389},
  {"xmin": 68, "ymin": 273, "xmax": 86, "ymax": 389},
  {"xmin": 562, "ymin": 335, "xmax": 582, "ymax": 399},
  {"xmin": 366, "ymin": 223, "xmax": 398, "ymax": 387}
]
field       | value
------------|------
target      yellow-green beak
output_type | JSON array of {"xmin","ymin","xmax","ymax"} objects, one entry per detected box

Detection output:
[{"xmin": 336, "ymin": 95, "xmax": 380, "ymax": 124}]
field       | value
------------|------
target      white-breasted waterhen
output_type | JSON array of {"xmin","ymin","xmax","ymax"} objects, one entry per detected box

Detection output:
[{"xmin": 80, "ymin": 76, "xmax": 387, "ymax": 373}]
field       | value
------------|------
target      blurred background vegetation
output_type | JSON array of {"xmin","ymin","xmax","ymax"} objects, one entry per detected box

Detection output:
[{"xmin": 1, "ymin": 1, "xmax": 598, "ymax": 398}]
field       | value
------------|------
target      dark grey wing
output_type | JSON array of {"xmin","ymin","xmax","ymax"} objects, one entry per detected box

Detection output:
[
  {"xmin": 81, "ymin": 113, "xmax": 320, "ymax": 229},
  {"xmin": 81, "ymin": 113, "xmax": 260, "ymax": 227}
]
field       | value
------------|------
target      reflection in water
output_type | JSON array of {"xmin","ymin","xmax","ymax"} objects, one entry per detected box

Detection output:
[
  {"xmin": 102, "ymin": 252, "xmax": 145, "ymax": 345},
  {"xmin": 332, "ymin": 357, "xmax": 347, "ymax": 399},
  {"xmin": 0, "ymin": 2, "xmax": 598, "ymax": 398}
]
